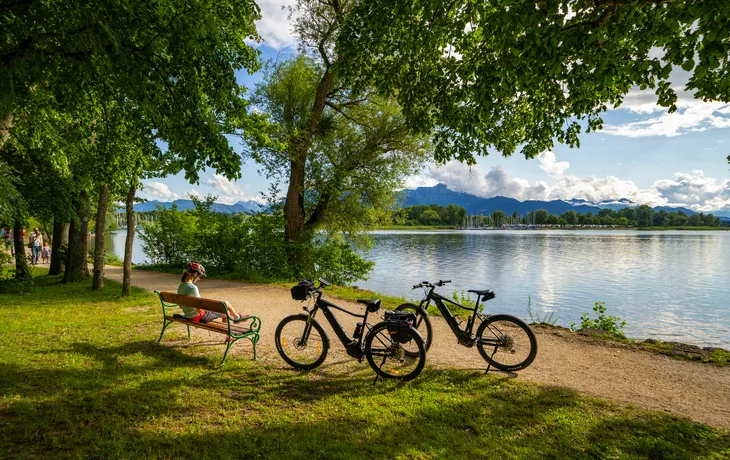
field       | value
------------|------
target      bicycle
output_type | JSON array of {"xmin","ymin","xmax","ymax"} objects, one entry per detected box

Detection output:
[
  {"xmin": 275, "ymin": 278, "xmax": 427, "ymax": 381},
  {"xmin": 396, "ymin": 280, "xmax": 537, "ymax": 372}
]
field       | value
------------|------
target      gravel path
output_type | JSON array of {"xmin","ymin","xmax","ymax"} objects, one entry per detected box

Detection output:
[{"xmin": 105, "ymin": 266, "xmax": 730, "ymax": 431}]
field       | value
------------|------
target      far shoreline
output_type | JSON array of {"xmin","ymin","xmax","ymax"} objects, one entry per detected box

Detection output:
[{"xmin": 375, "ymin": 225, "xmax": 730, "ymax": 231}]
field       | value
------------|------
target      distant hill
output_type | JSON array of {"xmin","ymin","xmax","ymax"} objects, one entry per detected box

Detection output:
[
  {"xmin": 130, "ymin": 199, "xmax": 262, "ymax": 214},
  {"xmin": 402, "ymin": 184, "xmax": 702, "ymax": 216}
]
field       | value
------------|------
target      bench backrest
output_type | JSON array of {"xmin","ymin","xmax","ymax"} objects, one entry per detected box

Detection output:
[{"xmin": 157, "ymin": 291, "xmax": 227, "ymax": 314}]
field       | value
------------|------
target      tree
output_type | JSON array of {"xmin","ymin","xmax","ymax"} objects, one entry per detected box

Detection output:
[
  {"xmin": 653, "ymin": 210, "xmax": 668, "ymax": 227},
  {"xmin": 419, "ymin": 209, "xmax": 441, "ymax": 225},
  {"xmin": 547, "ymin": 214, "xmax": 559, "ymax": 226},
  {"xmin": 561, "ymin": 210, "xmax": 577, "ymax": 226},
  {"xmin": 1, "ymin": 0, "xmax": 263, "ymax": 163},
  {"xmin": 635, "ymin": 205, "xmax": 654, "ymax": 227},
  {"xmin": 339, "ymin": 1, "xmax": 730, "ymax": 163},
  {"xmin": 490, "ymin": 210, "xmax": 505, "ymax": 227},
  {"xmin": 534, "ymin": 209, "xmax": 549, "ymax": 225},
  {"xmin": 249, "ymin": 51, "xmax": 429, "ymax": 275},
  {"xmin": 2, "ymin": 1, "xmax": 272, "ymax": 287}
]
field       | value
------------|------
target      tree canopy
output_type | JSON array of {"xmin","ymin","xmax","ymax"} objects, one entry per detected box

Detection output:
[{"xmin": 338, "ymin": 0, "xmax": 730, "ymax": 163}]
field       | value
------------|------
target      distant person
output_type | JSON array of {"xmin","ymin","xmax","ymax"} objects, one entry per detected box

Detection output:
[
  {"xmin": 41, "ymin": 241, "xmax": 51, "ymax": 264},
  {"xmin": 6, "ymin": 229, "xmax": 13, "ymax": 256},
  {"xmin": 30, "ymin": 228, "xmax": 42, "ymax": 265},
  {"xmin": 176, "ymin": 262, "xmax": 246, "ymax": 327},
  {"xmin": 2, "ymin": 228, "xmax": 11, "ymax": 255}
]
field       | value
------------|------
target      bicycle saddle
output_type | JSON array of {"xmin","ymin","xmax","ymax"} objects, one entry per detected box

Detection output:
[
  {"xmin": 468, "ymin": 289, "xmax": 495, "ymax": 299},
  {"xmin": 357, "ymin": 299, "xmax": 382, "ymax": 312}
]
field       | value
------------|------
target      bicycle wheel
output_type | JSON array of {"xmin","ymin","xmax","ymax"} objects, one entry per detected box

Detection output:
[
  {"xmin": 396, "ymin": 303, "xmax": 433, "ymax": 352},
  {"xmin": 364, "ymin": 321, "xmax": 426, "ymax": 381},
  {"xmin": 476, "ymin": 314, "xmax": 537, "ymax": 371},
  {"xmin": 275, "ymin": 314, "xmax": 329, "ymax": 370}
]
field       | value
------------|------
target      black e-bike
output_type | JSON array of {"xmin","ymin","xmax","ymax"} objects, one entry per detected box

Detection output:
[
  {"xmin": 275, "ymin": 279, "xmax": 427, "ymax": 381},
  {"xmin": 397, "ymin": 280, "xmax": 537, "ymax": 372}
]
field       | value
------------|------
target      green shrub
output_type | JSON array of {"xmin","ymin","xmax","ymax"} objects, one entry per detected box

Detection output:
[
  {"xmin": 571, "ymin": 301, "xmax": 627, "ymax": 335},
  {"xmin": 137, "ymin": 195, "xmax": 374, "ymax": 284}
]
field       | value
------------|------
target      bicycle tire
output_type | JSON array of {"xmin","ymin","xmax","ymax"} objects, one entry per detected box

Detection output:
[
  {"xmin": 396, "ymin": 303, "xmax": 433, "ymax": 352},
  {"xmin": 476, "ymin": 314, "xmax": 537, "ymax": 371},
  {"xmin": 364, "ymin": 321, "xmax": 426, "ymax": 381},
  {"xmin": 275, "ymin": 314, "xmax": 330, "ymax": 370}
]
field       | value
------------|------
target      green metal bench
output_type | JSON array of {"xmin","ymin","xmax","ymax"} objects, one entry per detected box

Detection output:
[{"xmin": 155, "ymin": 290, "xmax": 261, "ymax": 364}]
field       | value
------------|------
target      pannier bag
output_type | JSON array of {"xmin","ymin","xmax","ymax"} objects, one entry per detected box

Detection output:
[
  {"xmin": 384, "ymin": 310, "xmax": 417, "ymax": 344},
  {"xmin": 291, "ymin": 280, "xmax": 315, "ymax": 300}
]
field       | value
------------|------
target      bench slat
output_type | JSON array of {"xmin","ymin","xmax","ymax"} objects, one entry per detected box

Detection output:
[
  {"xmin": 165, "ymin": 316, "xmax": 252, "ymax": 336},
  {"xmin": 159, "ymin": 292, "xmax": 227, "ymax": 314}
]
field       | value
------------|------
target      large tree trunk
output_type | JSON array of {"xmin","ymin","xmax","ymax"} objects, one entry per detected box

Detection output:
[
  {"xmin": 92, "ymin": 184, "xmax": 109, "ymax": 290},
  {"xmin": 12, "ymin": 220, "xmax": 29, "ymax": 280},
  {"xmin": 282, "ymin": 70, "xmax": 336, "ymax": 276},
  {"xmin": 122, "ymin": 186, "xmax": 135, "ymax": 297},
  {"xmin": 49, "ymin": 219, "xmax": 69, "ymax": 276},
  {"xmin": 63, "ymin": 194, "xmax": 90, "ymax": 283}
]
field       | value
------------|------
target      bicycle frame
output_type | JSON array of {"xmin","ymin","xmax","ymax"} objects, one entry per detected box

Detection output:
[
  {"xmin": 302, "ymin": 291, "xmax": 373, "ymax": 359},
  {"xmin": 417, "ymin": 288, "xmax": 485, "ymax": 345}
]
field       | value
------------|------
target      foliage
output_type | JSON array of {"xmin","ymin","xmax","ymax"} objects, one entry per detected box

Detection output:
[
  {"xmin": 464, "ymin": 206, "xmax": 722, "ymax": 228},
  {"xmin": 249, "ymin": 55, "xmax": 430, "ymax": 240},
  {"xmin": 2, "ymin": 271, "xmax": 730, "ymax": 458},
  {"xmin": 526, "ymin": 295, "xmax": 559, "ymax": 326},
  {"xmin": 395, "ymin": 204, "xmax": 466, "ymax": 227},
  {"xmin": 138, "ymin": 196, "xmax": 373, "ymax": 285},
  {"xmin": 1, "ymin": 0, "xmax": 271, "ymax": 182},
  {"xmin": 571, "ymin": 302, "xmax": 627, "ymax": 336},
  {"xmin": 339, "ymin": 1, "xmax": 730, "ymax": 163}
]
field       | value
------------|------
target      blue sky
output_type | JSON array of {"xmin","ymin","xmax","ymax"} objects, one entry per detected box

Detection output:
[{"xmin": 139, "ymin": 2, "xmax": 730, "ymax": 213}]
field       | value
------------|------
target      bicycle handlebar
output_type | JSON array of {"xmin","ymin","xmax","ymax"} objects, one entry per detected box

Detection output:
[{"xmin": 412, "ymin": 279, "xmax": 452, "ymax": 290}]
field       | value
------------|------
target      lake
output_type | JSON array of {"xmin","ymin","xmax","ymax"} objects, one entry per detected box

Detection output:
[{"xmin": 105, "ymin": 229, "xmax": 730, "ymax": 348}]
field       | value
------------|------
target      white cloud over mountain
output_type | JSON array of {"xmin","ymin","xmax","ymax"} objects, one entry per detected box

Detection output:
[
  {"xmin": 206, "ymin": 174, "xmax": 264, "ymax": 205},
  {"xmin": 408, "ymin": 151, "xmax": 730, "ymax": 212},
  {"xmin": 142, "ymin": 181, "xmax": 180, "ymax": 201}
]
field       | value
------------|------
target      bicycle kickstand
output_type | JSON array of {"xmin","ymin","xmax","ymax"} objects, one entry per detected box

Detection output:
[{"xmin": 484, "ymin": 348, "xmax": 497, "ymax": 374}]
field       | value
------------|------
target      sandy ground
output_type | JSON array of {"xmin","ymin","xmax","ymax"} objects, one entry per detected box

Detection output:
[{"xmin": 104, "ymin": 266, "xmax": 730, "ymax": 431}]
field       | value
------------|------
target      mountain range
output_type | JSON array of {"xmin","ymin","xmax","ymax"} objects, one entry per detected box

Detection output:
[
  {"xmin": 401, "ymin": 183, "xmax": 710, "ymax": 217},
  {"xmin": 126, "ymin": 184, "xmax": 729, "ymax": 222},
  {"xmin": 130, "ymin": 199, "xmax": 262, "ymax": 214}
]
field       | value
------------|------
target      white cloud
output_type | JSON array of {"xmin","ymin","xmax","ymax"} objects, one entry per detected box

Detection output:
[
  {"xmin": 538, "ymin": 151, "xmax": 570, "ymax": 176},
  {"xmin": 142, "ymin": 181, "xmax": 179, "ymax": 201},
  {"xmin": 255, "ymin": 0, "xmax": 297, "ymax": 49},
  {"xmin": 421, "ymin": 161, "xmax": 549, "ymax": 201},
  {"xmin": 416, "ymin": 152, "xmax": 730, "ymax": 212},
  {"xmin": 404, "ymin": 175, "xmax": 438, "ymax": 189},
  {"xmin": 604, "ymin": 101, "xmax": 730, "ymax": 138},
  {"xmin": 206, "ymin": 174, "xmax": 264, "ymax": 204},
  {"xmin": 652, "ymin": 171, "xmax": 730, "ymax": 212}
]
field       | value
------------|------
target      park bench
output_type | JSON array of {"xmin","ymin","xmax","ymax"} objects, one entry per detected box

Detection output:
[{"xmin": 155, "ymin": 290, "xmax": 261, "ymax": 364}]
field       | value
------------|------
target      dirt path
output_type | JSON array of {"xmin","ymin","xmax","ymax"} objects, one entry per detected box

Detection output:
[{"xmin": 105, "ymin": 266, "xmax": 730, "ymax": 431}]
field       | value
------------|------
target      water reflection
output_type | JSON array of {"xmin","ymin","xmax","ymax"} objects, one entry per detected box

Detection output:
[{"xmin": 359, "ymin": 230, "xmax": 730, "ymax": 348}]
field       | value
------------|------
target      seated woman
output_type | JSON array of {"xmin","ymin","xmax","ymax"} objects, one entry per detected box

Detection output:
[{"xmin": 177, "ymin": 261, "xmax": 245, "ymax": 324}]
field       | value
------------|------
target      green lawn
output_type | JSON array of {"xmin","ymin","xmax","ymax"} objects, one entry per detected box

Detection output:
[{"xmin": 1, "ymin": 270, "xmax": 729, "ymax": 459}]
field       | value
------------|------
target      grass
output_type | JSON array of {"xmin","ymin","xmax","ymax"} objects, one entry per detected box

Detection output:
[{"xmin": 1, "ymin": 270, "xmax": 729, "ymax": 459}]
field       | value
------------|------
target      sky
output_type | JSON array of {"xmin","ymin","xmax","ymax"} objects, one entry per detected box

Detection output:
[{"xmin": 138, "ymin": 2, "xmax": 730, "ymax": 213}]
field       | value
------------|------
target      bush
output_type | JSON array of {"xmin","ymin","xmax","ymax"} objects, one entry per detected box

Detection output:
[
  {"xmin": 571, "ymin": 301, "xmax": 627, "ymax": 336},
  {"xmin": 138, "ymin": 196, "xmax": 374, "ymax": 284}
]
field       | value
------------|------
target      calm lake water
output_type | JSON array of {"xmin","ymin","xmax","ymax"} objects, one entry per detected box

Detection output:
[{"xmin": 107, "ymin": 229, "xmax": 730, "ymax": 348}]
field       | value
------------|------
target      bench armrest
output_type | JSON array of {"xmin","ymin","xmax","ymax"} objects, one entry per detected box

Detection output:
[{"xmin": 231, "ymin": 315, "xmax": 261, "ymax": 332}]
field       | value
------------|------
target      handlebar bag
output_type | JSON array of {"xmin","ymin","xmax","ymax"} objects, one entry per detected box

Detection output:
[
  {"xmin": 291, "ymin": 280, "xmax": 315, "ymax": 300},
  {"xmin": 384, "ymin": 310, "xmax": 417, "ymax": 344}
]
